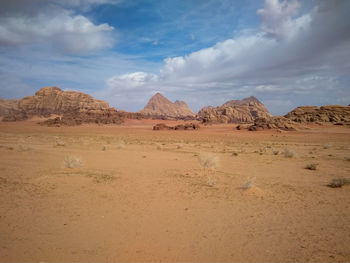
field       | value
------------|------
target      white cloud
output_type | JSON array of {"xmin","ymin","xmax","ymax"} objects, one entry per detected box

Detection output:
[
  {"xmin": 105, "ymin": 0, "xmax": 350, "ymax": 114},
  {"xmin": 0, "ymin": 3, "xmax": 115, "ymax": 54}
]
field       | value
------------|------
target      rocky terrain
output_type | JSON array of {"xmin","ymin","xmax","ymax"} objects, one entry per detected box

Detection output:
[
  {"xmin": 197, "ymin": 96, "xmax": 271, "ymax": 123},
  {"xmin": 284, "ymin": 105, "xmax": 350, "ymax": 124},
  {"xmin": 2, "ymin": 87, "xmax": 124, "ymax": 125},
  {"xmin": 0, "ymin": 97, "xmax": 18, "ymax": 116},
  {"xmin": 140, "ymin": 93, "xmax": 195, "ymax": 118}
]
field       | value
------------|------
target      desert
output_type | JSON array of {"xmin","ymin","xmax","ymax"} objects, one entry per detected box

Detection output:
[
  {"xmin": 1, "ymin": 0, "xmax": 350, "ymax": 262},
  {"xmin": 1, "ymin": 107, "xmax": 350, "ymax": 261}
]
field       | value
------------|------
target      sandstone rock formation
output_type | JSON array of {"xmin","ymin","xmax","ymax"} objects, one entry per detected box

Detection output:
[
  {"xmin": 140, "ymin": 93, "xmax": 195, "ymax": 118},
  {"xmin": 0, "ymin": 98, "xmax": 19, "ymax": 116},
  {"xmin": 284, "ymin": 105, "xmax": 350, "ymax": 124},
  {"xmin": 197, "ymin": 96, "xmax": 271, "ymax": 123},
  {"xmin": 153, "ymin": 123, "xmax": 200, "ymax": 130},
  {"xmin": 248, "ymin": 117, "xmax": 296, "ymax": 131},
  {"xmin": 2, "ymin": 86, "xmax": 124, "ymax": 125}
]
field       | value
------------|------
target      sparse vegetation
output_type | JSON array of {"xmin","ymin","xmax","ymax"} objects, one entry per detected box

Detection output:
[
  {"xmin": 305, "ymin": 163, "xmax": 318, "ymax": 170},
  {"xmin": 232, "ymin": 151, "xmax": 238, "ymax": 156},
  {"xmin": 197, "ymin": 153, "xmax": 218, "ymax": 187},
  {"xmin": 323, "ymin": 144, "xmax": 331, "ymax": 149},
  {"xmin": 284, "ymin": 148, "xmax": 294, "ymax": 158},
  {"xmin": 116, "ymin": 140, "xmax": 125, "ymax": 149},
  {"xmin": 242, "ymin": 176, "xmax": 256, "ymax": 190},
  {"xmin": 62, "ymin": 156, "xmax": 83, "ymax": 168},
  {"xmin": 327, "ymin": 178, "xmax": 350, "ymax": 188},
  {"xmin": 273, "ymin": 150, "xmax": 279, "ymax": 155},
  {"xmin": 156, "ymin": 143, "xmax": 163, "ymax": 150},
  {"xmin": 55, "ymin": 139, "xmax": 65, "ymax": 146}
]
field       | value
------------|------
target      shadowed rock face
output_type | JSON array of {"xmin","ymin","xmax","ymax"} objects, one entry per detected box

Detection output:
[
  {"xmin": 197, "ymin": 96, "xmax": 271, "ymax": 123},
  {"xmin": 140, "ymin": 93, "xmax": 195, "ymax": 118},
  {"xmin": 284, "ymin": 105, "xmax": 350, "ymax": 124}
]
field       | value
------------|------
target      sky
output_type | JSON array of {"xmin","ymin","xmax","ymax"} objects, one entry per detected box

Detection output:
[{"xmin": 0, "ymin": 0, "xmax": 349, "ymax": 115}]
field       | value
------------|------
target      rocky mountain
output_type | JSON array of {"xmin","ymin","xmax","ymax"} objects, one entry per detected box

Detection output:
[
  {"xmin": 197, "ymin": 96, "xmax": 271, "ymax": 123},
  {"xmin": 284, "ymin": 105, "xmax": 350, "ymax": 124},
  {"xmin": 2, "ymin": 87, "xmax": 124, "ymax": 125},
  {"xmin": 140, "ymin": 93, "xmax": 195, "ymax": 118},
  {"xmin": 248, "ymin": 104, "xmax": 350, "ymax": 131},
  {"xmin": 0, "ymin": 98, "xmax": 19, "ymax": 116}
]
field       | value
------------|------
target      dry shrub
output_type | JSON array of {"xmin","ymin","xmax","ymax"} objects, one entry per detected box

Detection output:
[
  {"xmin": 284, "ymin": 148, "xmax": 294, "ymax": 158},
  {"xmin": 273, "ymin": 150, "xmax": 279, "ymax": 155},
  {"xmin": 116, "ymin": 140, "xmax": 125, "ymax": 149},
  {"xmin": 55, "ymin": 139, "xmax": 65, "ymax": 146},
  {"xmin": 197, "ymin": 153, "xmax": 219, "ymax": 187},
  {"xmin": 62, "ymin": 156, "xmax": 83, "ymax": 168},
  {"xmin": 327, "ymin": 178, "xmax": 350, "ymax": 188},
  {"xmin": 242, "ymin": 176, "xmax": 256, "ymax": 190},
  {"xmin": 305, "ymin": 163, "xmax": 318, "ymax": 170}
]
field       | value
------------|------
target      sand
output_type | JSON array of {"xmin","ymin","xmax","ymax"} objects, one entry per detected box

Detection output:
[{"xmin": 0, "ymin": 119, "xmax": 350, "ymax": 262}]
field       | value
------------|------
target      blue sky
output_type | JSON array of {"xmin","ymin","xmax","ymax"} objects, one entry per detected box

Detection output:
[{"xmin": 0, "ymin": 0, "xmax": 349, "ymax": 115}]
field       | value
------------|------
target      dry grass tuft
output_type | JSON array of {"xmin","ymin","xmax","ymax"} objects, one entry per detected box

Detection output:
[
  {"xmin": 55, "ymin": 139, "xmax": 65, "ymax": 146},
  {"xmin": 305, "ymin": 163, "xmax": 318, "ymax": 170},
  {"xmin": 62, "ymin": 156, "xmax": 83, "ymax": 168},
  {"xmin": 197, "ymin": 153, "xmax": 219, "ymax": 187},
  {"xmin": 242, "ymin": 176, "xmax": 256, "ymax": 190},
  {"xmin": 284, "ymin": 148, "xmax": 294, "ymax": 158},
  {"xmin": 327, "ymin": 178, "xmax": 350, "ymax": 188},
  {"xmin": 116, "ymin": 140, "xmax": 125, "ymax": 149}
]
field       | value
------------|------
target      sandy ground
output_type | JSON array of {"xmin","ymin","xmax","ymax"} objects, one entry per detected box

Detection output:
[{"xmin": 0, "ymin": 119, "xmax": 350, "ymax": 262}]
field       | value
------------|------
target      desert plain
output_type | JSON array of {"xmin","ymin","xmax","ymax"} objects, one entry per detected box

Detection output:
[{"xmin": 0, "ymin": 118, "xmax": 350, "ymax": 262}]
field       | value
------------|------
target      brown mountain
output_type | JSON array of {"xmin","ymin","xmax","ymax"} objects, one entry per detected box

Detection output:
[
  {"xmin": 0, "ymin": 97, "xmax": 19, "ymax": 116},
  {"xmin": 2, "ymin": 87, "xmax": 123, "ymax": 125},
  {"xmin": 197, "ymin": 96, "xmax": 271, "ymax": 123},
  {"xmin": 284, "ymin": 105, "xmax": 350, "ymax": 124},
  {"xmin": 140, "ymin": 93, "xmax": 195, "ymax": 118}
]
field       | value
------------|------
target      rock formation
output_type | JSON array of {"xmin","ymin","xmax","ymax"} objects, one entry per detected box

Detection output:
[
  {"xmin": 2, "ymin": 87, "xmax": 124, "ymax": 125},
  {"xmin": 248, "ymin": 117, "xmax": 296, "ymax": 131},
  {"xmin": 0, "ymin": 98, "xmax": 19, "ymax": 116},
  {"xmin": 197, "ymin": 96, "xmax": 271, "ymax": 123},
  {"xmin": 153, "ymin": 123, "xmax": 200, "ymax": 130},
  {"xmin": 140, "ymin": 93, "xmax": 195, "ymax": 118},
  {"xmin": 284, "ymin": 105, "xmax": 350, "ymax": 124}
]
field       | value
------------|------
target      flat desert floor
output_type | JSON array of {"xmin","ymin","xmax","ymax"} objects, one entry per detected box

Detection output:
[{"xmin": 0, "ymin": 119, "xmax": 350, "ymax": 262}]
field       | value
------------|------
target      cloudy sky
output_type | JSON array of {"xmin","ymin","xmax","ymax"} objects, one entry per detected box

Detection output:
[{"xmin": 0, "ymin": 0, "xmax": 349, "ymax": 115}]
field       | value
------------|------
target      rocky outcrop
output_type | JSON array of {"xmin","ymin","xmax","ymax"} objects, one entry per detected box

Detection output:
[
  {"xmin": 40, "ymin": 109, "xmax": 124, "ymax": 126},
  {"xmin": 0, "ymin": 98, "xmax": 19, "ymax": 116},
  {"xmin": 140, "ymin": 93, "xmax": 195, "ymax": 118},
  {"xmin": 17, "ymin": 86, "xmax": 110, "ymax": 116},
  {"xmin": 248, "ymin": 117, "xmax": 296, "ymax": 131},
  {"xmin": 2, "ymin": 86, "xmax": 124, "ymax": 125},
  {"xmin": 197, "ymin": 96, "xmax": 271, "ymax": 123},
  {"xmin": 284, "ymin": 105, "xmax": 350, "ymax": 124},
  {"xmin": 153, "ymin": 123, "xmax": 200, "ymax": 130}
]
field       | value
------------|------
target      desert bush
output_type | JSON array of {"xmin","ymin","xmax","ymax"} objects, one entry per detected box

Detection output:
[
  {"xmin": 305, "ymin": 163, "xmax": 318, "ymax": 170},
  {"xmin": 242, "ymin": 176, "xmax": 256, "ymax": 190},
  {"xmin": 284, "ymin": 148, "xmax": 294, "ymax": 158},
  {"xmin": 345, "ymin": 156, "xmax": 350, "ymax": 162},
  {"xmin": 62, "ymin": 156, "xmax": 83, "ymax": 168},
  {"xmin": 273, "ymin": 150, "xmax": 279, "ymax": 155},
  {"xmin": 232, "ymin": 151, "xmax": 238, "ymax": 156},
  {"xmin": 177, "ymin": 143, "xmax": 184, "ymax": 149},
  {"xmin": 116, "ymin": 140, "xmax": 125, "ymax": 149},
  {"xmin": 323, "ymin": 144, "xmax": 331, "ymax": 149},
  {"xmin": 197, "ymin": 153, "xmax": 218, "ymax": 187},
  {"xmin": 156, "ymin": 143, "xmax": 163, "ymax": 150},
  {"xmin": 327, "ymin": 178, "xmax": 350, "ymax": 188},
  {"xmin": 55, "ymin": 139, "xmax": 65, "ymax": 146}
]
